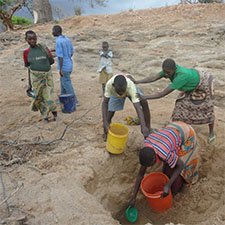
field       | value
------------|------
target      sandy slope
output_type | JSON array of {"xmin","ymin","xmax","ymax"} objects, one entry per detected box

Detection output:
[{"xmin": 0, "ymin": 3, "xmax": 225, "ymax": 225}]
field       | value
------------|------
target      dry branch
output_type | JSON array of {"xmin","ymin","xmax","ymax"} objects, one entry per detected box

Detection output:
[
  {"xmin": 0, "ymin": 172, "xmax": 10, "ymax": 215},
  {"xmin": 0, "ymin": 99, "xmax": 102, "ymax": 148},
  {"xmin": 10, "ymin": 205, "xmax": 35, "ymax": 218},
  {"xmin": 0, "ymin": 183, "xmax": 23, "ymax": 206}
]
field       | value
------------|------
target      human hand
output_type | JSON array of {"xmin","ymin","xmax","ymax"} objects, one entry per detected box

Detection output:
[
  {"xmin": 102, "ymin": 50, "xmax": 109, "ymax": 57},
  {"xmin": 28, "ymin": 84, "xmax": 32, "ymax": 91},
  {"xmin": 128, "ymin": 197, "xmax": 136, "ymax": 207},
  {"xmin": 59, "ymin": 69, "xmax": 63, "ymax": 77},
  {"xmin": 103, "ymin": 123, "xmax": 109, "ymax": 142},
  {"xmin": 142, "ymin": 126, "xmax": 149, "ymax": 138},
  {"xmin": 160, "ymin": 184, "xmax": 170, "ymax": 198}
]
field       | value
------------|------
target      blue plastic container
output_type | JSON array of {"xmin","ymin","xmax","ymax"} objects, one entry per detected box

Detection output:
[{"xmin": 58, "ymin": 94, "xmax": 76, "ymax": 113}]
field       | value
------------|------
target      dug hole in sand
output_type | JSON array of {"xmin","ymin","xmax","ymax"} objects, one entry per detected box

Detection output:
[{"xmin": 0, "ymin": 3, "xmax": 225, "ymax": 225}]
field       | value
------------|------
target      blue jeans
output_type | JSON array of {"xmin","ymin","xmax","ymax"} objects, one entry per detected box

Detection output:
[{"xmin": 60, "ymin": 71, "xmax": 78, "ymax": 104}]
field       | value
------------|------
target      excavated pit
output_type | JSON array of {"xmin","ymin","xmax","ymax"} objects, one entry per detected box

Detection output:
[{"xmin": 83, "ymin": 125, "xmax": 225, "ymax": 225}]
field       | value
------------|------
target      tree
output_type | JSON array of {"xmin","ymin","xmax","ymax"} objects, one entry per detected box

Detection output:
[
  {"xmin": 198, "ymin": 0, "xmax": 223, "ymax": 2},
  {"xmin": 33, "ymin": 0, "xmax": 53, "ymax": 23},
  {"xmin": 180, "ymin": 0, "xmax": 223, "ymax": 3},
  {"xmin": 70, "ymin": 0, "xmax": 107, "ymax": 8},
  {"xmin": 23, "ymin": 0, "xmax": 33, "ymax": 17},
  {"xmin": 0, "ymin": 0, "xmax": 26, "ymax": 30},
  {"xmin": 88, "ymin": 0, "xmax": 107, "ymax": 8},
  {"xmin": 51, "ymin": 0, "xmax": 107, "ymax": 19},
  {"xmin": 70, "ymin": 0, "xmax": 107, "ymax": 15}
]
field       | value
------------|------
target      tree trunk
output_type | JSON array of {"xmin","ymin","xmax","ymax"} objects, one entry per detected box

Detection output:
[
  {"xmin": 2, "ymin": 18, "xmax": 14, "ymax": 30},
  {"xmin": 0, "ymin": 13, "xmax": 14, "ymax": 31},
  {"xmin": 0, "ymin": 1, "xmax": 25, "ymax": 31}
]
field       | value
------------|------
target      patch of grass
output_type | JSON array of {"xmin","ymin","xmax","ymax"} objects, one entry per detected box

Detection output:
[{"xmin": 12, "ymin": 16, "xmax": 33, "ymax": 25}]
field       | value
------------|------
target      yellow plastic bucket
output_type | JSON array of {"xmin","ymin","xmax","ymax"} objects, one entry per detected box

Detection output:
[{"xmin": 106, "ymin": 123, "xmax": 129, "ymax": 154}]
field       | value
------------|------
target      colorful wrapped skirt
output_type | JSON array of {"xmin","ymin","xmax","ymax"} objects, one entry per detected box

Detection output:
[
  {"xmin": 30, "ymin": 70, "xmax": 57, "ymax": 119},
  {"xmin": 171, "ymin": 70, "xmax": 215, "ymax": 125},
  {"xmin": 166, "ymin": 121, "xmax": 199, "ymax": 185}
]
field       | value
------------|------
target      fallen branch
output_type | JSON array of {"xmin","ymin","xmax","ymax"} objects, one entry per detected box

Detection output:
[
  {"xmin": 0, "ymin": 183, "xmax": 23, "ymax": 206},
  {"xmin": 0, "ymin": 99, "xmax": 102, "ymax": 148},
  {"xmin": 0, "ymin": 165, "xmax": 20, "ymax": 173},
  {"xmin": 10, "ymin": 205, "xmax": 35, "ymax": 218},
  {"xmin": 0, "ymin": 158, "xmax": 22, "ymax": 167},
  {"xmin": 0, "ymin": 216, "xmax": 27, "ymax": 225},
  {"xmin": 0, "ymin": 172, "xmax": 10, "ymax": 215}
]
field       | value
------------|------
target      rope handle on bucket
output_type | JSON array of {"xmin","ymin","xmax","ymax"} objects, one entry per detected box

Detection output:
[
  {"xmin": 107, "ymin": 139, "xmax": 124, "ymax": 151},
  {"xmin": 144, "ymin": 191, "xmax": 163, "ymax": 199}
]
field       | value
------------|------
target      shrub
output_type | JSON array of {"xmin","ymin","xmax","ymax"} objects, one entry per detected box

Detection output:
[
  {"xmin": 12, "ymin": 16, "xmax": 33, "ymax": 25},
  {"xmin": 74, "ymin": 6, "xmax": 82, "ymax": 15}
]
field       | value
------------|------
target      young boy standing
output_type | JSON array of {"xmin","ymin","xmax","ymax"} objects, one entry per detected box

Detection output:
[
  {"xmin": 52, "ymin": 25, "xmax": 79, "ymax": 106},
  {"xmin": 102, "ymin": 74, "xmax": 151, "ymax": 141},
  {"xmin": 97, "ymin": 41, "xmax": 113, "ymax": 95}
]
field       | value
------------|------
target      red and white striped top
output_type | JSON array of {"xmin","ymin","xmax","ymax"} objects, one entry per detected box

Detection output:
[{"xmin": 144, "ymin": 128, "xmax": 182, "ymax": 168}]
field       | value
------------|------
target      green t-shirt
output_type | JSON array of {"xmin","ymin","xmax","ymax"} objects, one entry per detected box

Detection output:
[
  {"xmin": 24, "ymin": 45, "xmax": 52, "ymax": 72},
  {"xmin": 158, "ymin": 64, "xmax": 200, "ymax": 91}
]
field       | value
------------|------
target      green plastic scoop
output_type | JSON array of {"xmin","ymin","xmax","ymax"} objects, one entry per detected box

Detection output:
[{"xmin": 125, "ymin": 206, "xmax": 138, "ymax": 223}]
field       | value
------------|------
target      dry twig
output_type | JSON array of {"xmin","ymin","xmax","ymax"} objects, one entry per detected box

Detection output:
[
  {"xmin": 0, "ymin": 99, "xmax": 102, "ymax": 148},
  {"xmin": 9, "ymin": 205, "xmax": 35, "ymax": 218},
  {"xmin": 0, "ymin": 172, "xmax": 10, "ymax": 215},
  {"xmin": 0, "ymin": 183, "xmax": 23, "ymax": 206}
]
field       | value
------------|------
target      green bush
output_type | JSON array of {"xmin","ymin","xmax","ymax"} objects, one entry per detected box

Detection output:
[{"xmin": 12, "ymin": 16, "xmax": 33, "ymax": 25}]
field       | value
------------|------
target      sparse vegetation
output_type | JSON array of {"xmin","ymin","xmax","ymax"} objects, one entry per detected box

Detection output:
[
  {"xmin": 12, "ymin": 16, "xmax": 33, "ymax": 25},
  {"xmin": 180, "ymin": 0, "xmax": 223, "ymax": 3},
  {"xmin": 0, "ymin": 0, "xmax": 26, "ymax": 30},
  {"xmin": 74, "ymin": 6, "xmax": 82, "ymax": 15}
]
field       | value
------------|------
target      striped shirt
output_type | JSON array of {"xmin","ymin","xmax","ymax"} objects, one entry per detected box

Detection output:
[{"xmin": 144, "ymin": 128, "xmax": 182, "ymax": 168}]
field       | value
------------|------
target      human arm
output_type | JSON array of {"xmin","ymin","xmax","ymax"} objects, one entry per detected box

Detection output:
[
  {"xmin": 100, "ymin": 49, "xmax": 107, "ymax": 57},
  {"xmin": 70, "ymin": 40, "xmax": 74, "ymax": 57},
  {"xmin": 127, "ymin": 73, "xmax": 162, "ymax": 84},
  {"xmin": 23, "ymin": 50, "xmax": 31, "ymax": 88},
  {"xmin": 48, "ymin": 56, "xmax": 55, "ymax": 65},
  {"xmin": 55, "ymin": 40, "xmax": 64, "ymax": 76},
  {"xmin": 102, "ymin": 97, "xmax": 110, "ymax": 134},
  {"xmin": 161, "ymin": 158, "xmax": 184, "ymax": 198},
  {"xmin": 139, "ymin": 86, "xmax": 174, "ymax": 100},
  {"xmin": 107, "ymin": 50, "xmax": 113, "ymax": 58},
  {"xmin": 100, "ymin": 50, "xmax": 113, "ymax": 58},
  {"xmin": 46, "ymin": 47, "xmax": 55, "ymax": 65},
  {"xmin": 59, "ymin": 57, "xmax": 64, "ymax": 77},
  {"xmin": 129, "ymin": 165, "xmax": 147, "ymax": 206},
  {"xmin": 27, "ymin": 67, "xmax": 32, "ymax": 89},
  {"xmin": 133, "ymin": 102, "xmax": 149, "ymax": 138}
]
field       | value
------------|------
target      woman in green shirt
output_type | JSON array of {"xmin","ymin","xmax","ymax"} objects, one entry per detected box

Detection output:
[{"xmin": 128, "ymin": 58, "xmax": 215, "ymax": 144}]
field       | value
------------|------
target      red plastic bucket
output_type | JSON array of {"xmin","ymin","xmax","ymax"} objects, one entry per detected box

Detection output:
[{"xmin": 141, "ymin": 172, "xmax": 173, "ymax": 213}]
